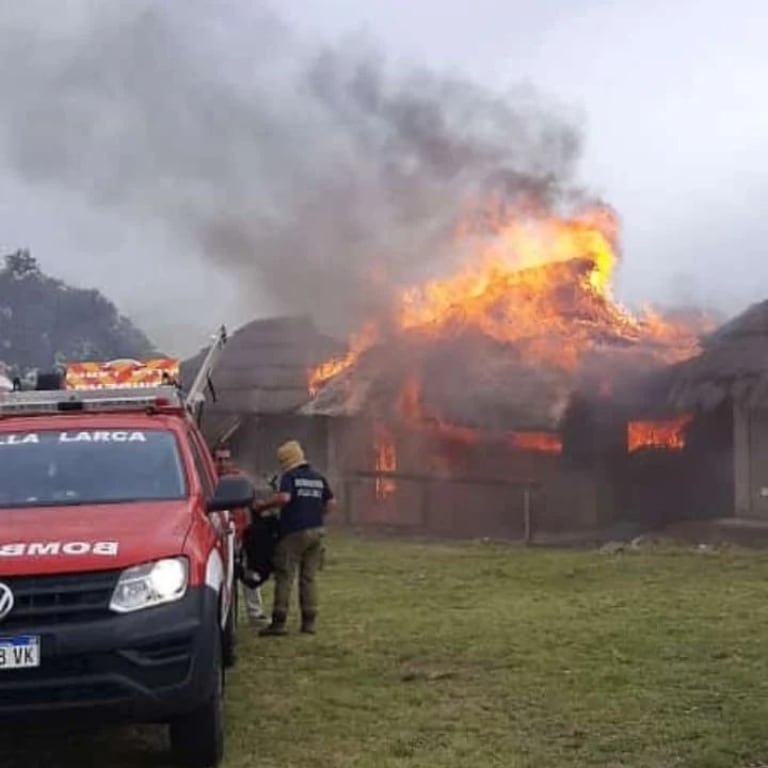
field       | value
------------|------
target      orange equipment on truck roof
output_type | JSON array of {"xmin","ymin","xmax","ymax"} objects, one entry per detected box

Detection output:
[{"xmin": 65, "ymin": 358, "xmax": 181, "ymax": 390}]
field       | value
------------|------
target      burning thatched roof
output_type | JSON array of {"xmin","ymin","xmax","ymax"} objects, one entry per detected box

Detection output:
[
  {"xmin": 300, "ymin": 329, "xmax": 573, "ymax": 430},
  {"xmin": 182, "ymin": 315, "xmax": 343, "ymax": 442},
  {"xmin": 667, "ymin": 299, "xmax": 768, "ymax": 411},
  {"xmin": 298, "ymin": 197, "xmax": 710, "ymax": 437},
  {"xmin": 300, "ymin": 257, "xmax": 697, "ymax": 431},
  {"xmin": 301, "ymin": 333, "xmax": 691, "ymax": 431}
]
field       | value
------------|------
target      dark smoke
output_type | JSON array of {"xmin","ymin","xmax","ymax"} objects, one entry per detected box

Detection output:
[{"xmin": 0, "ymin": 0, "xmax": 584, "ymax": 338}]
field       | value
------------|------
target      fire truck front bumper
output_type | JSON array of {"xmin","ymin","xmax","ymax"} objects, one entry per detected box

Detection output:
[{"xmin": 0, "ymin": 585, "xmax": 220, "ymax": 724}]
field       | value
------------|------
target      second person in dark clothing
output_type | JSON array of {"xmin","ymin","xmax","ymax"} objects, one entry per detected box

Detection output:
[{"xmin": 253, "ymin": 440, "xmax": 336, "ymax": 636}]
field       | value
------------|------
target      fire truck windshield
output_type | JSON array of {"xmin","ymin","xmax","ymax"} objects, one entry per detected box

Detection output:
[{"xmin": 0, "ymin": 429, "xmax": 187, "ymax": 508}]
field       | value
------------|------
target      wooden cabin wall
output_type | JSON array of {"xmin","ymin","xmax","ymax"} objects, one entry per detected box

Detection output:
[
  {"xmin": 329, "ymin": 416, "xmax": 605, "ymax": 538},
  {"xmin": 616, "ymin": 403, "xmax": 734, "ymax": 527},
  {"xmin": 226, "ymin": 404, "xmax": 738, "ymax": 536}
]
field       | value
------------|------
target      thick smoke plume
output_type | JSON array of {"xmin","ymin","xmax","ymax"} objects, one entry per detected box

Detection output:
[{"xmin": 0, "ymin": 1, "xmax": 584, "ymax": 337}]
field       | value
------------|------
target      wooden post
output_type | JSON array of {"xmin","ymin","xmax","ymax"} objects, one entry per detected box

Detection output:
[
  {"xmin": 733, "ymin": 401, "xmax": 751, "ymax": 517},
  {"xmin": 324, "ymin": 416, "xmax": 336, "ymax": 480},
  {"xmin": 523, "ymin": 486, "xmax": 532, "ymax": 545},
  {"xmin": 343, "ymin": 478, "xmax": 353, "ymax": 526},
  {"xmin": 421, "ymin": 478, "xmax": 432, "ymax": 531}
]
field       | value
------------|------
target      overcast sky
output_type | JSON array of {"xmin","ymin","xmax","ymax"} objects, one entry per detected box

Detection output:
[{"xmin": 1, "ymin": 0, "xmax": 766, "ymax": 355}]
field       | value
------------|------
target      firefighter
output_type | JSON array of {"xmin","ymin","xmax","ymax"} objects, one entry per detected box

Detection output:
[
  {"xmin": 213, "ymin": 446, "xmax": 267, "ymax": 626},
  {"xmin": 253, "ymin": 440, "xmax": 336, "ymax": 636}
]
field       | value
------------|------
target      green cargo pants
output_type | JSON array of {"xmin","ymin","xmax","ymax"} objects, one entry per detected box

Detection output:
[{"xmin": 272, "ymin": 527, "xmax": 325, "ymax": 619}]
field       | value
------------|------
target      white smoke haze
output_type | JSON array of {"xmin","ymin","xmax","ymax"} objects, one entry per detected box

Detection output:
[{"xmin": 0, "ymin": 0, "xmax": 589, "ymax": 340}]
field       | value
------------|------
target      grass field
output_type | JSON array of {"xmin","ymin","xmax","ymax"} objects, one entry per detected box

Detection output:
[{"xmin": 5, "ymin": 533, "xmax": 768, "ymax": 767}]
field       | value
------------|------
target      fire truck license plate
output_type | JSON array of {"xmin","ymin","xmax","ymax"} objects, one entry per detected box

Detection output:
[{"xmin": 0, "ymin": 635, "xmax": 40, "ymax": 669}]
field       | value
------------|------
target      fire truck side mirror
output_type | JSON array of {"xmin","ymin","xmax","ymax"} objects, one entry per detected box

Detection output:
[{"xmin": 206, "ymin": 475, "xmax": 255, "ymax": 514}]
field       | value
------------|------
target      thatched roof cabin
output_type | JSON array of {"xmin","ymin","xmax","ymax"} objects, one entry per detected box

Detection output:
[
  {"xmin": 182, "ymin": 315, "xmax": 343, "ymax": 444},
  {"xmin": 667, "ymin": 300, "xmax": 768, "ymax": 412}
]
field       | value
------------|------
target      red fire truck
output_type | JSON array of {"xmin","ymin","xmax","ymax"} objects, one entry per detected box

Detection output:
[{"xmin": 0, "ymin": 328, "xmax": 252, "ymax": 768}]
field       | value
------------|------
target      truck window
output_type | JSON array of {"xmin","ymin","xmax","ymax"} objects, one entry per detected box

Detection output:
[{"xmin": 0, "ymin": 429, "xmax": 187, "ymax": 508}]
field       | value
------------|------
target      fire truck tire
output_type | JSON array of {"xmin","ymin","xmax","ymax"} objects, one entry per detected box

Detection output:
[
  {"xmin": 169, "ymin": 629, "xmax": 225, "ymax": 768},
  {"xmin": 222, "ymin": 590, "xmax": 237, "ymax": 669}
]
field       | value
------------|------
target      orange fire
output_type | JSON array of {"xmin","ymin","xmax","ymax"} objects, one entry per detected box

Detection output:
[
  {"xmin": 309, "ymin": 202, "xmax": 707, "ymax": 471},
  {"xmin": 310, "ymin": 205, "xmax": 702, "ymax": 389},
  {"xmin": 308, "ymin": 322, "xmax": 378, "ymax": 396},
  {"xmin": 397, "ymin": 374, "xmax": 484, "ymax": 443},
  {"xmin": 373, "ymin": 421, "xmax": 397, "ymax": 500},
  {"xmin": 400, "ymin": 209, "xmax": 616, "ymax": 330},
  {"xmin": 508, "ymin": 431, "xmax": 562, "ymax": 454},
  {"xmin": 627, "ymin": 414, "xmax": 693, "ymax": 453},
  {"xmin": 397, "ymin": 374, "xmax": 562, "ymax": 454}
]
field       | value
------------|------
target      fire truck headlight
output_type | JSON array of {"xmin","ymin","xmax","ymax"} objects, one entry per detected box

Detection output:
[{"xmin": 110, "ymin": 557, "xmax": 189, "ymax": 613}]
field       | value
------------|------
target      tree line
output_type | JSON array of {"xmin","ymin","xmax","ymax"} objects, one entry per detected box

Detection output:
[{"xmin": 0, "ymin": 249, "xmax": 157, "ymax": 376}]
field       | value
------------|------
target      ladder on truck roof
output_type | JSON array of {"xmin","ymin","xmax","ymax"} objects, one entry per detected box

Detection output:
[
  {"xmin": 184, "ymin": 325, "xmax": 227, "ymax": 423},
  {"xmin": 0, "ymin": 326, "xmax": 228, "ymax": 421}
]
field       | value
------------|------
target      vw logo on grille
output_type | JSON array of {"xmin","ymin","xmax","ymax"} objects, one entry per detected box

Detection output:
[{"xmin": 0, "ymin": 582, "xmax": 14, "ymax": 621}]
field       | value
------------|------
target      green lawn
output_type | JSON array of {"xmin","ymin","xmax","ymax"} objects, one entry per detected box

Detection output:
[{"xmin": 5, "ymin": 534, "xmax": 768, "ymax": 767}]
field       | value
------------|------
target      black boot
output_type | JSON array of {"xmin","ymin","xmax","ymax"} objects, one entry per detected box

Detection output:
[
  {"xmin": 259, "ymin": 612, "xmax": 287, "ymax": 637},
  {"xmin": 300, "ymin": 612, "xmax": 317, "ymax": 635}
]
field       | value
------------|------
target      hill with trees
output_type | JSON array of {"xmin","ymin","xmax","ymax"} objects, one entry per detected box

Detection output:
[{"xmin": 0, "ymin": 249, "xmax": 157, "ymax": 375}]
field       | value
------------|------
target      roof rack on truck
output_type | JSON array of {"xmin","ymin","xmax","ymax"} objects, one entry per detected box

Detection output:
[{"xmin": 0, "ymin": 325, "xmax": 227, "ymax": 422}]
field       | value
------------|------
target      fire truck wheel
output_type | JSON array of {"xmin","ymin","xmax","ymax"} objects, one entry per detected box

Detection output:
[
  {"xmin": 169, "ymin": 629, "xmax": 225, "ymax": 768},
  {"xmin": 222, "ymin": 590, "xmax": 238, "ymax": 669}
]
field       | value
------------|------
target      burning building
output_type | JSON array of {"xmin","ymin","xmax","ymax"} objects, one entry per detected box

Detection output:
[
  {"xmin": 298, "ymin": 203, "xmax": 706, "ymax": 540},
  {"xmin": 185, "ymin": 201, "xmax": 731, "ymax": 540}
]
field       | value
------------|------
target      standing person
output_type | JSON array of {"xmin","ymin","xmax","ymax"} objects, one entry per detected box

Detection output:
[
  {"xmin": 253, "ymin": 440, "xmax": 335, "ymax": 636},
  {"xmin": 213, "ymin": 446, "xmax": 267, "ymax": 627}
]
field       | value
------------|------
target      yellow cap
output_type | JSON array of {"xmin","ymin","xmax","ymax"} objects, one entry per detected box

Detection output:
[{"xmin": 277, "ymin": 440, "xmax": 306, "ymax": 472}]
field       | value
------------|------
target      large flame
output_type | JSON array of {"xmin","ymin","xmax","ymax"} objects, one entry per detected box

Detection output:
[
  {"xmin": 310, "ymin": 202, "xmax": 705, "ymax": 479},
  {"xmin": 399, "ymin": 208, "xmax": 618, "ymax": 332},
  {"xmin": 627, "ymin": 414, "xmax": 693, "ymax": 453},
  {"xmin": 309, "ymin": 204, "xmax": 702, "ymax": 393}
]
